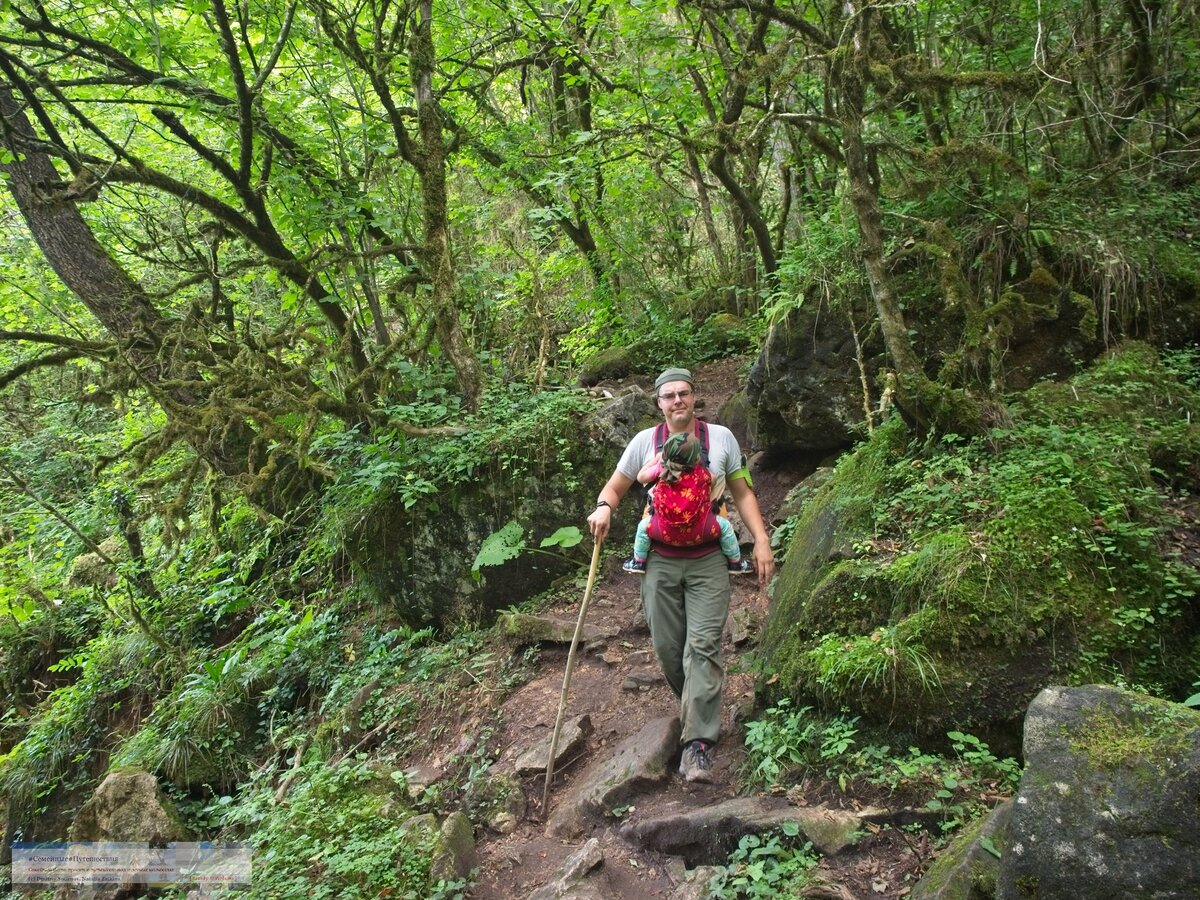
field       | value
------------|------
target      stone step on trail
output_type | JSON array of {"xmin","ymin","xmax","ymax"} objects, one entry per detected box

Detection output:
[{"xmin": 545, "ymin": 716, "xmax": 681, "ymax": 839}]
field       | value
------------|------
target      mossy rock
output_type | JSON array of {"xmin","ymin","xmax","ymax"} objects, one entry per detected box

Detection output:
[
  {"xmin": 762, "ymin": 478, "xmax": 1079, "ymax": 744},
  {"xmin": 759, "ymin": 349, "xmax": 1200, "ymax": 741},
  {"xmin": 999, "ymin": 686, "xmax": 1200, "ymax": 899},
  {"xmin": 699, "ymin": 312, "xmax": 755, "ymax": 354},
  {"xmin": 716, "ymin": 386, "xmax": 755, "ymax": 447},
  {"xmin": 577, "ymin": 346, "xmax": 638, "ymax": 386},
  {"xmin": 430, "ymin": 811, "xmax": 478, "ymax": 883},
  {"xmin": 910, "ymin": 801, "xmax": 1010, "ymax": 899},
  {"xmin": 463, "ymin": 772, "xmax": 526, "ymax": 834},
  {"xmin": 1153, "ymin": 238, "xmax": 1200, "ymax": 345},
  {"xmin": 496, "ymin": 611, "xmax": 617, "ymax": 646},
  {"xmin": 66, "ymin": 537, "xmax": 126, "ymax": 588}
]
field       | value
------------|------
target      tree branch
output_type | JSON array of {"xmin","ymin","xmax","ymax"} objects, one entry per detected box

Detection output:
[
  {"xmin": 0, "ymin": 348, "xmax": 88, "ymax": 389},
  {"xmin": 250, "ymin": 1, "xmax": 297, "ymax": 95},
  {"xmin": 209, "ymin": 0, "xmax": 255, "ymax": 184}
]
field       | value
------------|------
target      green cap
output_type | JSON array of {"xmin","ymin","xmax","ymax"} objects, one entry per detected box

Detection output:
[{"xmin": 654, "ymin": 367, "xmax": 694, "ymax": 392}]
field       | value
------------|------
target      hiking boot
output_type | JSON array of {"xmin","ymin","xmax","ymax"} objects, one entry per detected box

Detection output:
[
  {"xmin": 728, "ymin": 558, "xmax": 752, "ymax": 575},
  {"xmin": 678, "ymin": 740, "xmax": 715, "ymax": 783},
  {"xmin": 623, "ymin": 557, "xmax": 647, "ymax": 575}
]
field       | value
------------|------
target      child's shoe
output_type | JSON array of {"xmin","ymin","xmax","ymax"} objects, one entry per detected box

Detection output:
[
  {"xmin": 728, "ymin": 558, "xmax": 752, "ymax": 575},
  {"xmin": 623, "ymin": 557, "xmax": 647, "ymax": 575}
]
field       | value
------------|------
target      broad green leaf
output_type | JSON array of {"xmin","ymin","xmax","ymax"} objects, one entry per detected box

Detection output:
[
  {"xmin": 540, "ymin": 526, "xmax": 582, "ymax": 549},
  {"xmin": 472, "ymin": 520, "xmax": 526, "ymax": 574}
]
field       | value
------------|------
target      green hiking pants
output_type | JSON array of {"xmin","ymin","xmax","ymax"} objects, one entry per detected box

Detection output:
[{"xmin": 641, "ymin": 549, "xmax": 730, "ymax": 746}]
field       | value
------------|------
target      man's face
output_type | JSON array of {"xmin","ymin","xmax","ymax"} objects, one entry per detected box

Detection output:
[{"xmin": 656, "ymin": 379, "xmax": 696, "ymax": 429}]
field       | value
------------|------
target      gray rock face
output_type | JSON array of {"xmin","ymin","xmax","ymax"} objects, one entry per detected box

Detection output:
[
  {"xmin": 69, "ymin": 770, "xmax": 190, "ymax": 845},
  {"xmin": 584, "ymin": 388, "xmax": 656, "ymax": 451},
  {"xmin": 997, "ymin": 684, "xmax": 1200, "ymax": 900},
  {"xmin": 59, "ymin": 770, "xmax": 191, "ymax": 900},
  {"xmin": 345, "ymin": 399, "xmax": 624, "ymax": 628},
  {"xmin": 546, "ymin": 717, "xmax": 681, "ymax": 839},
  {"xmin": 746, "ymin": 303, "xmax": 883, "ymax": 454}
]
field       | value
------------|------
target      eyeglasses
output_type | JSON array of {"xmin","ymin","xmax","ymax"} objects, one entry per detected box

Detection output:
[{"xmin": 658, "ymin": 389, "xmax": 694, "ymax": 402}]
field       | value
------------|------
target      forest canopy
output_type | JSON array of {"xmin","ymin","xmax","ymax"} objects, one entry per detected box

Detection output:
[{"xmin": 2, "ymin": 0, "xmax": 1195, "ymax": 498}]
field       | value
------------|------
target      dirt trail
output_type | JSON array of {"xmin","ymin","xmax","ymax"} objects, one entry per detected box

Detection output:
[
  {"xmin": 471, "ymin": 556, "xmax": 771, "ymax": 898},
  {"xmin": 458, "ymin": 357, "xmax": 793, "ymax": 898}
]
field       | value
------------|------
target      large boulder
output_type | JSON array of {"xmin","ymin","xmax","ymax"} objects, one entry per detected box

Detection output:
[
  {"xmin": 346, "ymin": 392, "xmax": 650, "ymax": 627},
  {"xmin": 757, "ymin": 466, "xmax": 1069, "ymax": 745},
  {"xmin": 911, "ymin": 685, "xmax": 1200, "ymax": 899},
  {"xmin": 744, "ymin": 264, "xmax": 1122, "ymax": 460},
  {"xmin": 68, "ymin": 769, "xmax": 190, "ymax": 845},
  {"xmin": 998, "ymin": 685, "xmax": 1200, "ymax": 899},
  {"xmin": 746, "ymin": 303, "xmax": 883, "ymax": 455}
]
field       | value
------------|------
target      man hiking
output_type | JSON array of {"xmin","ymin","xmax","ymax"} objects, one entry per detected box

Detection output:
[{"xmin": 587, "ymin": 367, "xmax": 775, "ymax": 782}]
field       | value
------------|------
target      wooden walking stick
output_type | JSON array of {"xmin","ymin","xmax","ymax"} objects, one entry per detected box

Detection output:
[{"xmin": 542, "ymin": 536, "xmax": 604, "ymax": 813}]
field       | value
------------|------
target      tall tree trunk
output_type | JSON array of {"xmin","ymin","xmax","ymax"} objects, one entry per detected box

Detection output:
[
  {"xmin": 680, "ymin": 124, "xmax": 730, "ymax": 288},
  {"xmin": 411, "ymin": 0, "xmax": 482, "ymax": 410},
  {"xmin": 833, "ymin": 5, "xmax": 979, "ymax": 434}
]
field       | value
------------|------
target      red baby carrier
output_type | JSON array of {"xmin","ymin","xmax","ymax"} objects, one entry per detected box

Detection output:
[{"xmin": 644, "ymin": 421, "xmax": 723, "ymax": 548}]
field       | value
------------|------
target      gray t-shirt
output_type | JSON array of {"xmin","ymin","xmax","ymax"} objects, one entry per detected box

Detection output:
[{"xmin": 616, "ymin": 421, "xmax": 744, "ymax": 502}]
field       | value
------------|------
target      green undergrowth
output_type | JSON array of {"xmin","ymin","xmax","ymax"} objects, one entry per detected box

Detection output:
[
  {"xmin": 741, "ymin": 700, "xmax": 1021, "ymax": 832},
  {"xmin": 1, "ymin": 373, "xmax": 592, "ymax": 899},
  {"xmin": 0, "ymin": 576, "xmax": 555, "ymax": 898},
  {"xmin": 213, "ymin": 759, "xmax": 466, "ymax": 900},
  {"xmin": 706, "ymin": 822, "xmax": 820, "ymax": 899},
  {"xmin": 307, "ymin": 381, "xmax": 596, "ymax": 551},
  {"xmin": 762, "ymin": 342, "xmax": 1200, "ymax": 733},
  {"xmin": 302, "ymin": 379, "xmax": 603, "ymax": 625},
  {"xmin": 713, "ymin": 701, "xmax": 1023, "ymax": 896}
]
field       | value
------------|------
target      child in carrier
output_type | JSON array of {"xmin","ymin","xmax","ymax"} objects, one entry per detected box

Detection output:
[{"xmin": 623, "ymin": 431, "xmax": 751, "ymax": 575}]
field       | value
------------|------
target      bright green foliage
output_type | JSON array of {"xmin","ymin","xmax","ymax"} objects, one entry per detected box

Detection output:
[
  {"xmin": 471, "ymin": 520, "xmax": 583, "ymax": 579},
  {"xmin": 1186, "ymin": 680, "xmax": 1200, "ymax": 708},
  {"xmin": 741, "ymin": 700, "xmax": 1022, "ymax": 834},
  {"xmin": 219, "ymin": 759, "xmax": 456, "ymax": 900},
  {"xmin": 112, "ymin": 606, "xmax": 317, "ymax": 791},
  {"xmin": 706, "ymin": 826, "xmax": 819, "ymax": 899},
  {"xmin": 0, "ymin": 0, "xmax": 1198, "ymax": 891},
  {"xmin": 808, "ymin": 624, "xmax": 940, "ymax": 703},
  {"xmin": 309, "ymin": 384, "xmax": 594, "ymax": 542},
  {"xmin": 764, "ymin": 206, "xmax": 867, "ymax": 328},
  {"xmin": 0, "ymin": 629, "xmax": 163, "ymax": 816}
]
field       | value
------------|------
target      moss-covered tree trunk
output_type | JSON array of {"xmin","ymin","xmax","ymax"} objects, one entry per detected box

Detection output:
[
  {"xmin": 833, "ymin": 6, "xmax": 981, "ymax": 435},
  {"xmin": 412, "ymin": 0, "xmax": 482, "ymax": 411},
  {"xmin": 0, "ymin": 81, "xmax": 322, "ymax": 518}
]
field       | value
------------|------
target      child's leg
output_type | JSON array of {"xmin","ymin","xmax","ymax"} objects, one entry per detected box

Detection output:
[
  {"xmin": 632, "ymin": 517, "xmax": 652, "ymax": 562},
  {"xmin": 717, "ymin": 517, "xmax": 741, "ymax": 562}
]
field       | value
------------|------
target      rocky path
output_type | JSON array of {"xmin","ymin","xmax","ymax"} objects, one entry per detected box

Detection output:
[{"xmin": 470, "ymin": 555, "xmax": 776, "ymax": 899}]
